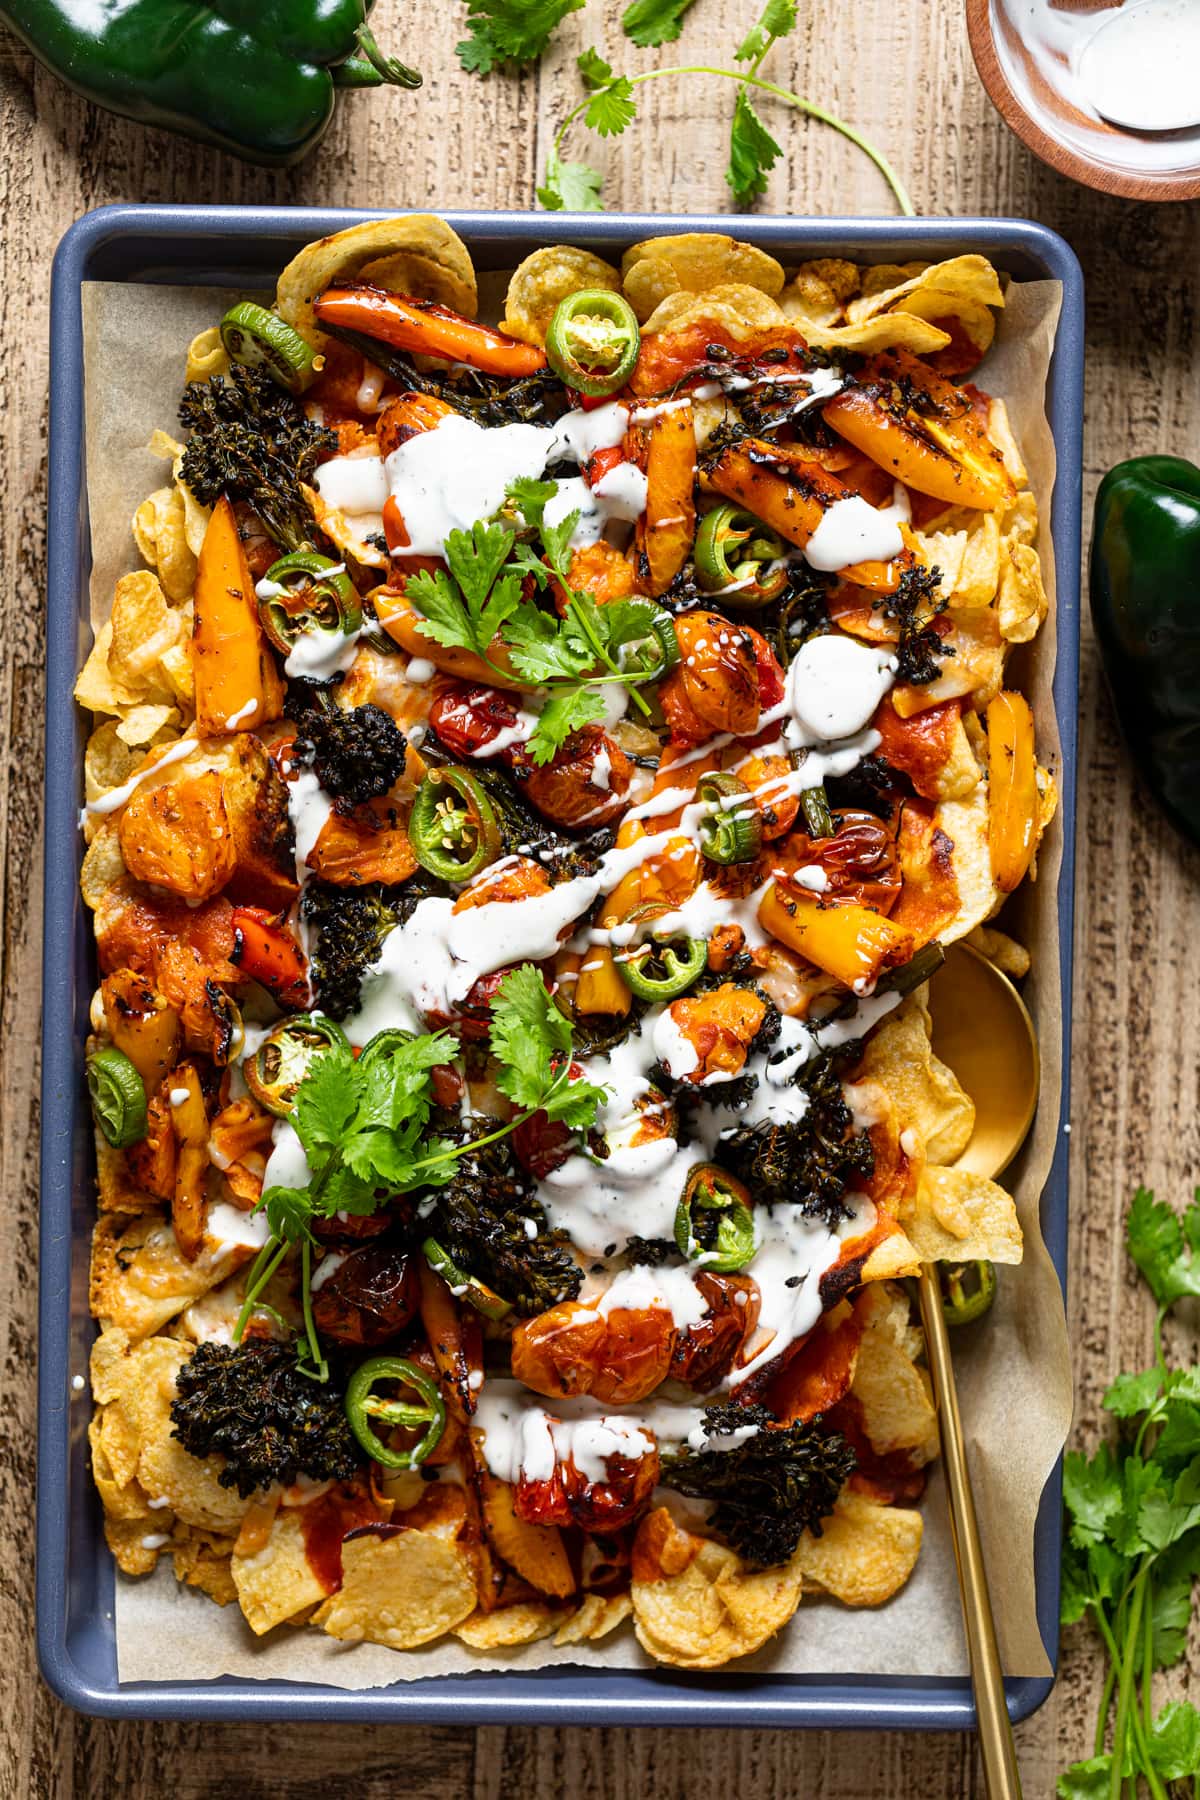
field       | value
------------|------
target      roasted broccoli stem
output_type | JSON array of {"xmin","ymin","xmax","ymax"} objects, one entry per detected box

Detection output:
[
  {"xmin": 178, "ymin": 364, "xmax": 336, "ymax": 552},
  {"xmin": 426, "ymin": 1133, "xmax": 583, "ymax": 1316},
  {"xmin": 291, "ymin": 689, "xmax": 408, "ymax": 810},
  {"xmin": 659, "ymin": 1404, "xmax": 856, "ymax": 1565},
  {"xmin": 301, "ymin": 877, "xmax": 445, "ymax": 1020},
  {"xmin": 170, "ymin": 1340, "xmax": 362, "ymax": 1497},
  {"xmin": 718, "ymin": 1045, "xmax": 874, "ymax": 1226}
]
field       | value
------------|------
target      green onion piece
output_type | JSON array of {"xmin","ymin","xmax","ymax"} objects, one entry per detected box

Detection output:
[
  {"xmin": 618, "ymin": 932, "xmax": 708, "ymax": 1002},
  {"xmin": 545, "ymin": 290, "xmax": 640, "ymax": 397},
  {"xmin": 799, "ymin": 784, "xmax": 834, "ymax": 839},
  {"xmin": 422, "ymin": 1238, "xmax": 512, "ymax": 1321},
  {"xmin": 877, "ymin": 941, "xmax": 946, "ymax": 998},
  {"xmin": 939, "ymin": 1259, "xmax": 997, "ymax": 1326},
  {"xmin": 697, "ymin": 770, "xmax": 762, "ymax": 865},
  {"xmin": 344, "ymin": 1356, "xmax": 446, "ymax": 1470},
  {"xmin": 219, "ymin": 301, "xmax": 318, "ymax": 396},
  {"xmin": 674, "ymin": 1164, "xmax": 756, "ymax": 1273},
  {"xmin": 86, "ymin": 1047, "xmax": 147, "ymax": 1149},
  {"xmin": 245, "ymin": 1014, "xmax": 349, "ymax": 1118},
  {"xmin": 409, "ymin": 767, "xmax": 501, "ymax": 883},
  {"xmin": 694, "ymin": 502, "xmax": 788, "ymax": 605},
  {"xmin": 258, "ymin": 550, "xmax": 362, "ymax": 656}
]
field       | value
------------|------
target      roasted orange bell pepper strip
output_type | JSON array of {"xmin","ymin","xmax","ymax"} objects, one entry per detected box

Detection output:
[
  {"xmin": 823, "ymin": 350, "xmax": 1014, "ymax": 513},
  {"xmin": 372, "ymin": 587, "xmax": 529, "ymax": 689},
  {"xmin": 169, "ymin": 1061, "xmax": 209, "ymax": 1263},
  {"xmin": 986, "ymin": 690, "xmax": 1039, "ymax": 892},
  {"xmin": 230, "ymin": 907, "xmax": 309, "ymax": 1008},
  {"xmin": 638, "ymin": 405, "xmax": 697, "ymax": 596},
  {"xmin": 314, "ymin": 285, "xmax": 548, "ymax": 378},
  {"xmin": 193, "ymin": 495, "xmax": 285, "ymax": 736},
  {"xmin": 757, "ymin": 881, "xmax": 914, "ymax": 988},
  {"xmin": 706, "ymin": 443, "xmax": 908, "ymax": 594}
]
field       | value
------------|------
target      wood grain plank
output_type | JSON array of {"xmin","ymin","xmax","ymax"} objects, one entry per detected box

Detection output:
[{"xmin": 2, "ymin": 0, "xmax": 1198, "ymax": 1791}]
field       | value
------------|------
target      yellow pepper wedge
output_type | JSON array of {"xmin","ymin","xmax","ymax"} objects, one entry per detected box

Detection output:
[
  {"xmin": 757, "ymin": 883, "xmax": 913, "ymax": 989},
  {"xmin": 193, "ymin": 495, "xmax": 285, "ymax": 736},
  {"xmin": 986, "ymin": 690, "xmax": 1038, "ymax": 893},
  {"xmin": 639, "ymin": 406, "xmax": 697, "ymax": 596},
  {"xmin": 170, "ymin": 1061, "xmax": 210, "ymax": 1264}
]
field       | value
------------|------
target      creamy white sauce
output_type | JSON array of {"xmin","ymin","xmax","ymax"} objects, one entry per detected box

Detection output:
[
  {"xmin": 803, "ymin": 492, "xmax": 907, "ymax": 572},
  {"xmin": 284, "ymin": 624, "xmax": 361, "ymax": 682},
  {"xmin": 224, "ymin": 698, "xmax": 258, "ymax": 731},
  {"xmin": 205, "ymin": 1201, "xmax": 272, "ymax": 1253},
  {"xmin": 286, "ymin": 769, "xmax": 335, "ymax": 880},
  {"xmin": 652, "ymin": 1007, "xmax": 701, "ymax": 1080},
  {"xmin": 84, "ymin": 733, "xmax": 199, "ymax": 818},
  {"xmin": 315, "ymin": 452, "xmax": 388, "ymax": 517},
  {"xmin": 262, "ymin": 1119, "xmax": 311, "ymax": 1192},
  {"xmin": 1076, "ymin": 0, "xmax": 1200, "ymax": 131},
  {"xmin": 785, "ymin": 634, "xmax": 897, "ymax": 742}
]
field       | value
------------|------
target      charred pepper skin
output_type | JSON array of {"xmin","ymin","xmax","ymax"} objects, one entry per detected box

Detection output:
[
  {"xmin": 1090, "ymin": 456, "xmax": 1200, "ymax": 849},
  {"xmin": 0, "ymin": 0, "xmax": 418, "ymax": 168}
]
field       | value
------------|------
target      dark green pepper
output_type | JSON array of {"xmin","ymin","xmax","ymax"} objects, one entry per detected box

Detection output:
[
  {"xmin": 0, "ymin": 0, "xmax": 420, "ymax": 168},
  {"xmin": 1090, "ymin": 456, "xmax": 1200, "ymax": 847}
]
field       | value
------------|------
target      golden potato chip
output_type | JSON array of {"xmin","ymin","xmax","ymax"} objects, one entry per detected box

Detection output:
[
  {"xmin": 847, "ymin": 254, "xmax": 1004, "ymax": 326},
  {"xmin": 936, "ymin": 787, "xmax": 1003, "ymax": 941},
  {"xmin": 641, "ymin": 284, "xmax": 787, "ymax": 340},
  {"xmin": 905, "ymin": 1165, "xmax": 1023, "ymax": 1263},
  {"xmin": 185, "ymin": 325, "xmax": 229, "ymax": 385},
  {"xmin": 795, "ymin": 1492, "xmax": 922, "ymax": 1607},
  {"xmin": 502, "ymin": 246, "xmax": 622, "ymax": 346},
  {"xmin": 998, "ymin": 541, "xmax": 1048, "ymax": 644},
  {"xmin": 276, "ymin": 215, "xmax": 478, "ymax": 343},
  {"xmin": 857, "ymin": 996, "xmax": 976, "ymax": 1167},
  {"xmin": 631, "ymin": 1519, "xmax": 804, "ymax": 1669},
  {"xmin": 151, "ymin": 487, "xmax": 198, "ymax": 603},
  {"xmin": 857, "ymin": 261, "xmax": 927, "ymax": 301},
  {"xmin": 90, "ymin": 1405, "xmax": 146, "ymax": 1498},
  {"xmin": 965, "ymin": 923, "xmax": 1031, "ymax": 979},
  {"xmin": 313, "ymin": 1528, "xmax": 477, "ymax": 1649},
  {"xmin": 859, "ymin": 1229, "xmax": 921, "ymax": 1283},
  {"xmin": 455, "ymin": 1603, "xmax": 560, "ymax": 1649},
  {"xmin": 988, "ymin": 399, "xmax": 1029, "ymax": 488},
  {"xmin": 90, "ymin": 1213, "xmax": 222, "ymax": 1337},
  {"xmin": 795, "ymin": 257, "xmax": 861, "ymax": 305},
  {"xmin": 79, "ymin": 822, "xmax": 127, "ymax": 910},
  {"xmin": 622, "ymin": 235, "xmax": 784, "ymax": 324},
  {"xmin": 851, "ymin": 1331, "xmax": 938, "ymax": 1464},
  {"xmin": 109, "ymin": 570, "xmax": 182, "ymax": 685},
  {"xmin": 232, "ymin": 1506, "xmax": 329, "ymax": 1635},
  {"xmin": 809, "ymin": 312, "xmax": 954, "ymax": 356},
  {"xmin": 102, "ymin": 1510, "xmax": 170, "ymax": 1576},
  {"xmin": 75, "ymin": 622, "xmax": 143, "ymax": 716},
  {"xmin": 553, "ymin": 1592, "xmax": 632, "ymax": 1646},
  {"xmin": 902, "ymin": 291, "xmax": 996, "ymax": 361},
  {"xmin": 174, "ymin": 1527, "xmax": 238, "ymax": 1606},
  {"xmin": 132, "ymin": 487, "xmax": 172, "ymax": 565},
  {"xmin": 856, "ymin": 1279, "xmax": 924, "ymax": 1364},
  {"xmin": 90, "ymin": 1325, "xmax": 135, "ymax": 1404},
  {"xmin": 893, "ymin": 605, "xmax": 1004, "ymax": 716},
  {"xmin": 85, "ymin": 721, "xmax": 140, "ymax": 805},
  {"xmin": 778, "ymin": 267, "xmax": 843, "ymax": 332},
  {"xmin": 115, "ymin": 704, "xmax": 178, "ymax": 748}
]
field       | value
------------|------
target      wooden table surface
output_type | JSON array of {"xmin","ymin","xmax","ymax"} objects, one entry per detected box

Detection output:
[{"xmin": 1, "ymin": 0, "xmax": 1198, "ymax": 1792}]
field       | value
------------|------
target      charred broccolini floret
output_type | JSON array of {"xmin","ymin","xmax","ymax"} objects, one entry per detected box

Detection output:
[
  {"xmin": 178, "ymin": 364, "xmax": 336, "ymax": 552},
  {"xmin": 301, "ymin": 877, "xmax": 445, "ymax": 1020},
  {"xmin": 718, "ymin": 1044, "xmax": 874, "ymax": 1226},
  {"xmin": 170, "ymin": 1340, "xmax": 362, "ymax": 1497},
  {"xmin": 429, "ymin": 1135, "xmax": 583, "ymax": 1316},
  {"xmin": 876, "ymin": 563, "xmax": 952, "ymax": 686},
  {"xmin": 659, "ymin": 1404, "xmax": 857, "ymax": 1566},
  {"xmin": 291, "ymin": 691, "xmax": 408, "ymax": 810}
]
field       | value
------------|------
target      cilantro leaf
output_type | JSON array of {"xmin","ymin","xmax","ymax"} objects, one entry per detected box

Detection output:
[
  {"xmin": 1139, "ymin": 1458, "xmax": 1200, "ymax": 1553},
  {"xmin": 726, "ymin": 87, "xmax": 783, "ymax": 208},
  {"xmin": 405, "ymin": 568, "xmax": 484, "ymax": 657},
  {"xmin": 406, "ymin": 522, "xmax": 521, "ymax": 662},
  {"xmin": 541, "ymin": 1075, "xmax": 609, "ymax": 1129},
  {"xmin": 585, "ymin": 78, "xmax": 637, "ymax": 139},
  {"xmin": 1056, "ymin": 1757, "xmax": 1114, "ymax": 1800},
  {"xmin": 457, "ymin": 0, "xmax": 584, "ymax": 74},
  {"xmin": 622, "ymin": 0, "xmax": 697, "ymax": 48},
  {"xmin": 260, "ymin": 1184, "xmax": 314, "ymax": 1246},
  {"xmin": 1149, "ymin": 1700, "xmax": 1200, "ymax": 1780},
  {"xmin": 577, "ymin": 47, "xmax": 615, "ymax": 88},
  {"xmin": 292, "ymin": 1047, "xmax": 360, "ymax": 1159},
  {"xmin": 524, "ymin": 685, "xmax": 607, "ymax": 764},
  {"xmin": 489, "ymin": 964, "xmax": 574, "ymax": 1111},
  {"xmin": 502, "ymin": 606, "xmax": 594, "ymax": 685},
  {"xmin": 1150, "ymin": 1532, "xmax": 1200, "ymax": 1666},
  {"xmin": 1157, "ymin": 1400, "xmax": 1200, "ymax": 1465},
  {"xmin": 1063, "ymin": 1443, "xmax": 1124, "ymax": 1548},
  {"xmin": 1128, "ymin": 1186, "xmax": 1200, "ymax": 1306},
  {"xmin": 506, "ymin": 476, "xmax": 558, "ymax": 531},
  {"xmin": 593, "ymin": 596, "xmax": 662, "ymax": 652},
  {"xmin": 540, "ymin": 510, "xmax": 583, "ymax": 579},
  {"xmin": 446, "ymin": 518, "xmax": 517, "ymax": 610},
  {"xmin": 1103, "ymin": 1367, "xmax": 1163, "ymax": 1418},
  {"xmin": 735, "ymin": 0, "xmax": 797, "ymax": 62},
  {"xmin": 538, "ymin": 149, "xmax": 605, "ymax": 213}
]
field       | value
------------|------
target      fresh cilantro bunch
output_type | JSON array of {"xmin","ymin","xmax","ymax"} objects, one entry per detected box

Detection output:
[
  {"xmin": 1060, "ymin": 1188, "xmax": 1200, "ymax": 1799},
  {"xmin": 456, "ymin": 0, "xmax": 584, "ymax": 75},
  {"xmin": 235, "ymin": 967, "xmax": 606, "ymax": 1378},
  {"xmin": 536, "ymin": 1, "xmax": 913, "ymax": 217},
  {"xmin": 404, "ymin": 489, "xmax": 668, "ymax": 764}
]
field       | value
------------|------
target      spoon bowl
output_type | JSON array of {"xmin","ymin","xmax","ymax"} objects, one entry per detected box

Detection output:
[{"xmin": 928, "ymin": 940, "xmax": 1040, "ymax": 1181}]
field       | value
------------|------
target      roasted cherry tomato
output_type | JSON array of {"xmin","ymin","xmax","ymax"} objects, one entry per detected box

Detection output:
[
  {"xmin": 670, "ymin": 1272, "xmax": 762, "ymax": 1389},
  {"xmin": 778, "ymin": 809, "xmax": 903, "ymax": 912},
  {"xmin": 511, "ymin": 1299, "xmax": 678, "ymax": 1405},
  {"xmin": 659, "ymin": 610, "xmax": 762, "ymax": 743},
  {"xmin": 312, "ymin": 1245, "xmax": 417, "ymax": 1347},
  {"xmin": 512, "ymin": 726, "xmax": 634, "ymax": 830},
  {"xmin": 429, "ymin": 681, "xmax": 521, "ymax": 760},
  {"xmin": 515, "ymin": 1447, "xmax": 660, "ymax": 1533}
]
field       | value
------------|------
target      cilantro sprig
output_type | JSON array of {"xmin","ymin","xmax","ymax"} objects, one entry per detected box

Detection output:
[
  {"xmin": 233, "ymin": 970, "xmax": 606, "ymax": 1379},
  {"xmin": 537, "ymin": 1, "xmax": 914, "ymax": 217},
  {"xmin": 1060, "ymin": 1189, "xmax": 1200, "ymax": 1798},
  {"xmin": 403, "ymin": 487, "xmax": 669, "ymax": 765},
  {"xmin": 456, "ymin": 0, "xmax": 584, "ymax": 74}
]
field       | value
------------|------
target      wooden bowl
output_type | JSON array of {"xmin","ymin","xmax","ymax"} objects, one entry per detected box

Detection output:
[{"xmin": 966, "ymin": 0, "xmax": 1200, "ymax": 200}]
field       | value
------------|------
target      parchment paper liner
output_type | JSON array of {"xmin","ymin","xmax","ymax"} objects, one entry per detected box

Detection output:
[{"xmin": 77, "ymin": 269, "xmax": 1071, "ymax": 1688}]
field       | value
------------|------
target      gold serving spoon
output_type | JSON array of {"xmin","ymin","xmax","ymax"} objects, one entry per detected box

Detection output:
[{"xmin": 921, "ymin": 941, "xmax": 1041, "ymax": 1799}]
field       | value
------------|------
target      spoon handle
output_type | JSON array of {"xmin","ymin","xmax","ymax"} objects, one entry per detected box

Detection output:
[{"xmin": 918, "ymin": 1262, "xmax": 1023, "ymax": 1799}]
